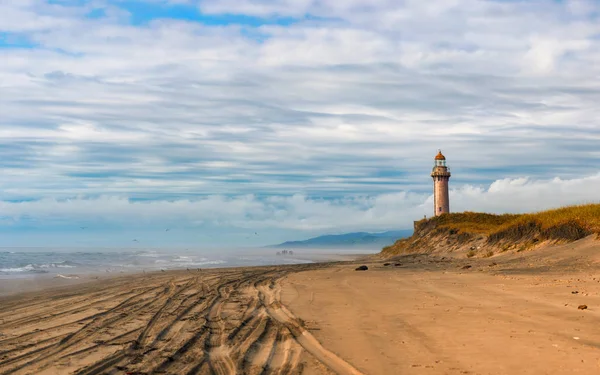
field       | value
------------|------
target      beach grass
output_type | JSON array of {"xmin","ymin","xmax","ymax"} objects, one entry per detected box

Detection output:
[
  {"xmin": 416, "ymin": 204, "xmax": 600, "ymax": 236},
  {"xmin": 382, "ymin": 204, "xmax": 600, "ymax": 256}
]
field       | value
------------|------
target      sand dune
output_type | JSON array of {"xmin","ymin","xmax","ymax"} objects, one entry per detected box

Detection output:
[{"xmin": 1, "ymin": 238, "xmax": 600, "ymax": 374}]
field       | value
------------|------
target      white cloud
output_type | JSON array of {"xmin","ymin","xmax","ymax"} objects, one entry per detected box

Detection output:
[
  {"xmin": 1, "ymin": 0, "xmax": 600, "ymax": 244},
  {"xmin": 2, "ymin": 174, "xmax": 599, "ymax": 235},
  {"xmin": 451, "ymin": 173, "xmax": 600, "ymax": 214}
]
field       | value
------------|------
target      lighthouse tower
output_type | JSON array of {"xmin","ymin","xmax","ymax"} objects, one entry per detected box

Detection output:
[{"xmin": 431, "ymin": 150, "xmax": 451, "ymax": 216}]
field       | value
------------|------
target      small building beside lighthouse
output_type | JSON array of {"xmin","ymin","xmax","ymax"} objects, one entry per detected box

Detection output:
[{"xmin": 431, "ymin": 150, "xmax": 451, "ymax": 216}]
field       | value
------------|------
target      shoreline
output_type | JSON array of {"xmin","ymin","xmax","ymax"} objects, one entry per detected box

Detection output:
[{"xmin": 0, "ymin": 252, "xmax": 365, "ymax": 298}]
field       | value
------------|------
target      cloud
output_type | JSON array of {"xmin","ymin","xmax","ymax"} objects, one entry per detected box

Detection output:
[
  {"xmin": 1, "ymin": 0, "xmax": 600, "ymax": 244},
  {"xmin": 2, "ymin": 173, "xmax": 599, "ymax": 234}
]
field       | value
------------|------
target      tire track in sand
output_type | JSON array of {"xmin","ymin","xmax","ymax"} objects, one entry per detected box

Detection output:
[
  {"xmin": 257, "ymin": 281, "xmax": 364, "ymax": 375},
  {"xmin": 0, "ymin": 264, "xmax": 362, "ymax": 375}
]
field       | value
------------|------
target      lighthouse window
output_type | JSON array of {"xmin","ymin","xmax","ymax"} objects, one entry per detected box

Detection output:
[{"xmin": 439, "ymin": 207, "xmax": 442, "ymax": 212}]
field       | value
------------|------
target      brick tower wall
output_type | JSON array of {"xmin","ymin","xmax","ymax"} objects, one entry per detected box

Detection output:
[{"xmin": 433, "ymin": 176, "xmax": 450, "ymax": 216}]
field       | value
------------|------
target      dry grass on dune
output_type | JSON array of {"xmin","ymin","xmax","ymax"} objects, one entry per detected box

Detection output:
[
  {"xmin": 419, "ymin": 204, "xmax": 600, "ymax": 235},
  {"xmin": 382, "ymin": 204, "xmax": 600, "ymax": 256},
  {"xmin": 509, "ymin": 204, "xmax": 600, "ymax": 233},
  {"xmin": 415, "ymin": 211, "xmax": 521, "ymax": 234}
]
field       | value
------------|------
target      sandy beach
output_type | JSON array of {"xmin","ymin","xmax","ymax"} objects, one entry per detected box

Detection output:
[{"xmin": 1, "ymin": 238, "xmax": 600, "ymax": 375}]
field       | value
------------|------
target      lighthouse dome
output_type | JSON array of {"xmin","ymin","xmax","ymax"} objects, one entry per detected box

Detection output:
[{"xmin": 435, "ymin": 151, "xmax": 446, "ymax": 160}]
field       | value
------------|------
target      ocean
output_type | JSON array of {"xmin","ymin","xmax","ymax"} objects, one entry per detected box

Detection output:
[
  {"xmin": 0, "ymin": 247, "xmax": 371, "ymax": 281},
  {"xmin": 0, "ymin": 248, "xmax": 313, "ymax": 280}
]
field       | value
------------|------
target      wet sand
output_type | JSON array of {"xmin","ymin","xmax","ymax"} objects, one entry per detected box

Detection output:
[{"xmin": 1, "ymin": 238, "xmax": 600, "ymax": 374}]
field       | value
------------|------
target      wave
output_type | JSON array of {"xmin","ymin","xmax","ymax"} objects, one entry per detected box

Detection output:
[
  {"xmin": 55, "ymin": 274, "xmax": 80, "ymax": 279},
  {"xmin": 0, "ymin": 261, "xmax": 79, "ymax": 274},
  {"xmin": 0, "ymin": 265, "xmax": 49, "ymax": 273},
  {"xmin": 134, "ymin": 251, "xmax": 160, "ymax": 257},
  {"xmin": 40, "ymin": 261, "xmax": 79, "ymax": 269}
]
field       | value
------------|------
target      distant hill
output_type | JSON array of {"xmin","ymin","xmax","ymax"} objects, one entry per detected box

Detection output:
[{"xmin": 269, "ymin": 230, "xmax": 413, "ymax": 249}]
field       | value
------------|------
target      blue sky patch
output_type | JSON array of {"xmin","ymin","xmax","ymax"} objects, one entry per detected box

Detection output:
[{"xmin": 113, "ymin": 1, "xmax": 301, "ymax": 27}]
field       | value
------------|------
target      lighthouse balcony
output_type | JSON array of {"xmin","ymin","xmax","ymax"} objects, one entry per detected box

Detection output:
[{"xmin": 431, "ymin": 167, "xmax": 451, "ymax": 176}]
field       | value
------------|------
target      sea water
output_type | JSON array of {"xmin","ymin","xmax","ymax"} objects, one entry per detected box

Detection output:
[{"xmin": 0, "ymin": 247, "xmax": 323, "ymax": 280}]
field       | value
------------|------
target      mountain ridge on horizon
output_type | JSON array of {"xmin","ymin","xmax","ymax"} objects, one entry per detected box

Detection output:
[{"xmin": 268, "ymin": 230, "xmax": 413, "ymax": 249}]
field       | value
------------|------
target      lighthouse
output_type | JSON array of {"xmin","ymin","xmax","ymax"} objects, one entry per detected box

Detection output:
[{"xmin": 431, "ymin": 150, "xmax": 451, "ymax": 216}]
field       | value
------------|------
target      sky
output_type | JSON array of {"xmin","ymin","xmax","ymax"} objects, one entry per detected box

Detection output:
[{"xmin": 1, "ymin": 0, "xmax": 600, "ymax": 248}]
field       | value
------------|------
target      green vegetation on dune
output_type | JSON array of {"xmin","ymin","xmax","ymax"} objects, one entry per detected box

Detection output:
[{"xmin": 382, "ymin": 204, "xmax": 600, "ymax": 257}]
